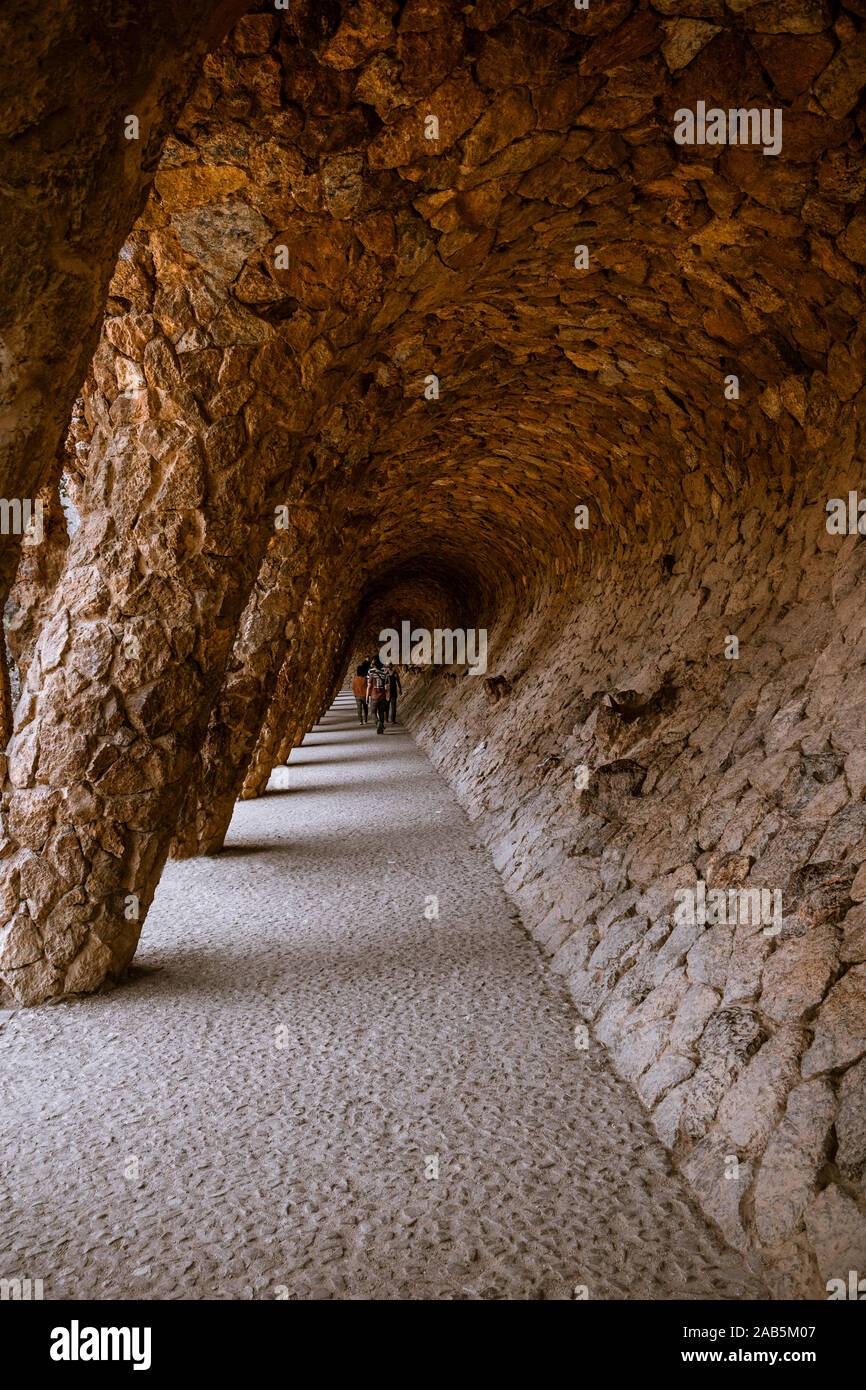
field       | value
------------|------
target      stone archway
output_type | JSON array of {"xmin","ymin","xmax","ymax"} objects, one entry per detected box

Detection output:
[{"xmin": 1, "ymin": 0, "xmax": 865, "ymax": 1300}]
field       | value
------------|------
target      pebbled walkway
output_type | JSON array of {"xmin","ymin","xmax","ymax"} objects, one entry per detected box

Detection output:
[{"xmin": 0, "ymin": 693, "xmax": 766, "ymax": 1300}]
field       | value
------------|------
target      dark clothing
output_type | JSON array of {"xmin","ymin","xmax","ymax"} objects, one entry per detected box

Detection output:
[
  {"xmin": 355, "ymin": 696, "xmax": 368, "ymax": 724},
  {"xmin": 385, "ymin": 667, "xmax": 401, "ymax": 723},
  {"xmin": 374, "ymin": 698, "xmax": 386, "ymax": 732}
]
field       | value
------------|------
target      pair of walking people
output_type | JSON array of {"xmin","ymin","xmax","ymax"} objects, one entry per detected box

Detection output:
[{"xmin": 351, "ymin": 657, "xmax": 402, "ymax": 734}]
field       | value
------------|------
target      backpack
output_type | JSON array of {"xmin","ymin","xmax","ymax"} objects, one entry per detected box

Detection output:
[{"xmin": 368, "ymin": 668, "xmax": 388, "ymax": 699}]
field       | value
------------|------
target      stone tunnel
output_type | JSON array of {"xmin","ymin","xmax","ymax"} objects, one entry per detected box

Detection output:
[{"xmin": 1, "ymin": 0, "xmax": 865, "ymax": 1302}]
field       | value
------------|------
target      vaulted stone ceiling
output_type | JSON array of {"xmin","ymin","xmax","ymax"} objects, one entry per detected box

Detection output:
[{"xmin": 1, "ymin": 0, "xmax": 865, "ymax": 1299}]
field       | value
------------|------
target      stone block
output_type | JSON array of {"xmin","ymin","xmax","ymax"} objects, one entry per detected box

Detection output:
[
  {"xmin": 612, "ymin": 1020, "xmax": 669, "ymax": 1083},
  {"xmin": 63, "ymin": 934, "xmax": 115, "ymax": 995},
  {"xmin": 804, "ymin": 1185, "xmax": 866, "ymax": 1289},
  {"xmin": 649, "ymin": 919, "xmax": 704, "ymax": 987},
  {"xmin": 638, "ymin": 1050, "xmax": 695, "ymax": 1109},
  {"xmin": 801, "ymin": 964, "xmax": 866, "ymax": 1077},
  {"xmin": 683, "ymin": 1007, "xmax": 766, "ymax": 1142},
  {"xmin": 587, "ymin": 914, "xmax": 648, "ymax": 974},
  {"xmin": 683, "ymin": 1132, "xmax": 753, "ymax": 1254},
  {"xmin": 753, "ymin": 1080, "xmax": 835, "ymax": 1248},
  {"xmin": 836, "ymin": 1056, "xmax": 866, "ymax": 1180},
  {"xmin": 627, "ymin": 968, "xmax": 688, "ymax": 1031},
  {"xmin": 685, "ymin": 922, "xmax": 734, "ymax": 990},
  {"xmin": 715, "ymin": 1025, "xmax": 806, "ymax": 1154},
  {"xmin": 841, "ymin": 904, "xmax": 866, "ymax": 964},
  {"xmin": 722, "ymin": 922, "xmax": 773, "ymax": 1006},
  {"xmin": 652, "ymin": 1081, "xmax": 689, "ymax": 1149},
  {"xmin": 670, "ymin": 983, "xmax": 720, "ymax": 1050},
  {"xmin": 758, "ymin": 925, "xmax": 838, "ymax": 1023}
]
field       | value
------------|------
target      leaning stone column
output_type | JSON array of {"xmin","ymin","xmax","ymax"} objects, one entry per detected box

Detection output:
[
  {"xmin": 169, "ymin": 518, "xmax": 306, "ymax": 858},
  {"xmin": 170, "ymin": 491, "xmax": 357, "ymax": 856},
  {"xmin": 0, "ymin": 0, "xmax": 247, "ymax": 607},
  {"xmin": 0, "ymin": 308, "xmax": 295, "ymax": 1004},
  {"xmin": 241, "ymin": 605, "xmax": 350, "ymax": 800}
]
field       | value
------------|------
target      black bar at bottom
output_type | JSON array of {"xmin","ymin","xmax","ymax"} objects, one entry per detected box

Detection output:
[{"xmin": 4, "ymin": 1296, "xmax": 859, "ymax": 1376}]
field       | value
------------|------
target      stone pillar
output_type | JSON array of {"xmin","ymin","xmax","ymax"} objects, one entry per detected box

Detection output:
[
  {"xmin": 0, "ymin": 0, "xmax": 246, "ymax": 605},
  {"xmin": 0, "ymin": 300, "xmax": 296, "ymax": 1004},
  {"xmin": 241, "ymin": 607, "xmax": 350, "ymax": 799},
  {"xmin": 169, "ymin": 523, "xmax": 303, "ymax": 857},
  {"xmin": 169, "ymin": 491, "xmax": 359, "ymax": 856}
]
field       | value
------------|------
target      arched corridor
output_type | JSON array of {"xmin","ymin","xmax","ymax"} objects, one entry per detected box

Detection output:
[
  {"xmin": 1, "ymin": 0, "xmax": 866, "ymax": 1306},
  {"xmin": 0, "ymin": 694, "xmax": 764, "ymax": 1299}
]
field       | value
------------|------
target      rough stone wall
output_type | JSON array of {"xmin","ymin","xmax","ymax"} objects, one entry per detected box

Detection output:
[
  {"xmin": 6, "ymin": 481, "xmax": 71, "ymax": 691},
  {"xmin": 402, "ymin": 447, "xmax": 866, "ymax": 1299}
]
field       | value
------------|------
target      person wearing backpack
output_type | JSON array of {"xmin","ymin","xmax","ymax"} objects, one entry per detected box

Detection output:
[
  {"xmin": 351, "ymin": 665, "xmax": 368, "ymax": 725},
  {"xmin": 366, "ymin": 658, "xmax": 389, "ymax": 734}
]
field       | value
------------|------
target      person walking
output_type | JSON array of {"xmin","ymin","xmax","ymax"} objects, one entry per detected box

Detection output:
[
  {"xmin": 386, "ymin": 662, "xmax": 402, "ymax": 724},
  {"xmin": 351, "ymin": 665, "xmax": 368, "ymax": 725},
  {"xmin": 366, "ymin": 658, "xmax": 389, "ymax": 734}
]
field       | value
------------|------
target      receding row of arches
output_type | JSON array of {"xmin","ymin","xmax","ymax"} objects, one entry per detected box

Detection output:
[{"xmin": 1, "ymin": 0, "xmax": 865, "ymax": 1296}]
